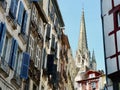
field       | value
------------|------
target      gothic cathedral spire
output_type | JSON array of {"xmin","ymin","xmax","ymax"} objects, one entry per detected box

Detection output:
[
  {"xmin": 91, "ymin": 50, "xmax": 97, "ymax": 70},
  {"xmin": 75, "ymin": 9, "xmax": 90, "ymax": 70},
  {"xmin": 78, "ymin": 9, "xmax": 88, "ymax": 54}
]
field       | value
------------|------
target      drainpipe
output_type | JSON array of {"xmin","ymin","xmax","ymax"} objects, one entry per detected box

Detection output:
[{"xmin": 39, "ymin": 23, "xmax": 48, "ymax": 90}]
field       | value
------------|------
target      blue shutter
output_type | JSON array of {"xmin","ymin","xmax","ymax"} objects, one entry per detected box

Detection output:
[
  {"xmin": 21, "ymin": 11, "xmax": 28, "ymax": 34},
  {"xmin": 0, "ymin": 23, "xmax": 6, "ymax": 55},
  {"xmin": 11, "ymin": 40, "xmax": 18, "ymax": 69},
  {"xmin": 17, "ymin": 1, "xmax": 24, "ymax": 26},
  {"xmin": 20, "ymin": 52, "xmax": 30, "ymax": 79},
  {"xmin": 9, "ymin": 38, "xmax": 18, "ymax": 69},
  {"xmin": 9, "ymin": 0, "xmax": 18, "ymax": 19},
  {"xmin": 15, "ymin": 0, "xmax": 18, "ymax": 18},
  {"xmin": 9, "ymin": 38, "xmax": 15, "ymax": 67}
]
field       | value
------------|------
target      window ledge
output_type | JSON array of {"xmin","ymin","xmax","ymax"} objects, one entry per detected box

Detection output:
[
  {"xmin": 11, "ymin": 73, "xmax": 22, "ymax": 88},
  {"xmin": 0, "ymin": 57, "xmax": 10, "ymax": 78},
  {"xmin": 18, "ymin": 33, "xmax": 28, "ymax": 44},
  {"xmin": 6, "ymin": 15, "xmax": 17, "ymax": 30}
]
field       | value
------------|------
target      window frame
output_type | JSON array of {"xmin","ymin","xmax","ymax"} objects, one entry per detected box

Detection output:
[
  {"xmin": 35, "ymin": 45, "xmax": 41, "ymax": 69},
  {"xmin": 28, "ymin": 35, "xmax": 34, "ymax": 59}
]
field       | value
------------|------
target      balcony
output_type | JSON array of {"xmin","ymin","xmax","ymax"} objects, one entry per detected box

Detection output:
[
  {"xmin": 63, "ymin": 70, "xmax": 67, "ymax": 83},
  {"xmin": 29, "ymin": 59, "xmax": 40, "ymax": 85},
  {"xmin": 11, "ymin": 73, "xmax": 22, "ymax": 88},
  {"xmin": 31, "ymin": 19, "xmax": 38, "ymax": 31},
  {"xmin": 6, "ymin": 14, "xmax": 17, "ymax": 30},
  {"xmin": 0, "ymin": 0, "xmax": 7, "ymax": 12},
  {"xmin": 18, "ymin": 32, "xmax": 28, "ymax": 44},
  {"xmin": 0, "ymin": 57, "xmax": 10, "ymax": 78}
]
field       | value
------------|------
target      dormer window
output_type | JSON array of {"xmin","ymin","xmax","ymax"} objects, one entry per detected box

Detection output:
[{"xmin": 89, "ymin": 73, "xmax": 95, "ymax": 78}]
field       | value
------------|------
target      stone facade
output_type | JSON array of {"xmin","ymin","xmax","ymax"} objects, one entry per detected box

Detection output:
[
  {"xmin": 0, "ymin": 0, "xmax": 30, "ymax": 90},
  {"xmin": 0, "ymin": 0, "xmax": 75, "ymax": 90}
]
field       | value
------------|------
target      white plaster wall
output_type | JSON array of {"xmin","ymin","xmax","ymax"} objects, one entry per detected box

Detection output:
[
  {"xmin": 114, "ymin": 0, "xmax": 120, "ymax": 6},
  {"xmin": 43, "ymin": 0, "xmax": 49, "ymax": 17},
  {"xmin": 103, "ymin": 14, "xmax": 115, "ymax": 58},
  {"xmin": 101, "ymin": 0, "xmax": 112, "ymax": 17},
  {"xmin": 106, "ymin": 58, "xmax": 117, "ymax": 74},
  {"xmin": 117, "ymin": 31, "xmax": 120, "ymax": 51}
]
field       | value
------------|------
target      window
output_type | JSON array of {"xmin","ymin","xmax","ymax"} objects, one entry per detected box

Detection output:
[
  {"xmin": 28, "ymin": 35, "xmax": 34, "ymax": 59},
  {"xmin": 14, "ymin": 48, "xmax": 23, "ymax": 75},
  {"xmin": 35, "ymin": 45, "xmax": 41, "ymax": 69},
  {"xmin": 32, "ymin": 5, "xmax": 38, "ymax": 25},
  {"xmin": 17, "ymin": 1, "xmax": 28, "ymax": 34},
  {"xmin": 42, "ymin": 49, "xmax": 47, "ymax": 69},
  {"xmin": 8, "ymin": 38, "xmax": 18, "ymax": 69},
  {"xmin": 46, "ymin": 24, "xmax": 51, "ymax": 40},
  {"xmin": 9, "ymin": 0, "xmax": 18, "ymax": 19},
  {"xmin": 2, "ymin": 35, "xmax": 12, "ymax": 63},
  {"xmin": 89, "ymin": 74, "xmax": 95, "ymax": 78},
  {"xmin": 21, "ymin": 10, "xmax": 28, "ymax": 35},
  {"xmin": 91, "ymin": 82, "xmax": 96, "ymax": 89},
  {"xmin": 51, "ymin": 35, "xmax": 55, "ymax": 50}
]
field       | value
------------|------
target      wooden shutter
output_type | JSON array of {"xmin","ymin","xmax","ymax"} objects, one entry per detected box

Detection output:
[
  {"xmin": 9, "ymin": 0, "xmax": 18, "ymax": 19},
  {"xmin": 46, "ymin": 24, "xmax": 51, "ymax": 39},
  {"xmin": 21, "ymin": 11, "xmax": 28, "ymax": 34},
  {"xmin": 8, "ymin": 39, "xmax": 18, "ymax": 69},
  {"xmin": 0, "ymin": 23, "xmax": 6, "ymax": 55},
  {"xmin": 17, "ymin": 1, "xmax": 24, "ymax": 26},
  {"xmin": 20, "ymin": 52, "xmax": 30, "ymax": 79}
]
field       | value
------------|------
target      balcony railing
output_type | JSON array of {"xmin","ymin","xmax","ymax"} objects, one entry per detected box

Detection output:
[
  {"xmin": 11, "ymin": 72, "xmax": 22, "ymax": 88},
  {"xmin": 29, "ymin": 59, "xmax": 40, "ymax": 85},
  {"xmin": 0, "ymin": 57, "xmax": 10, "ymax": 77}
]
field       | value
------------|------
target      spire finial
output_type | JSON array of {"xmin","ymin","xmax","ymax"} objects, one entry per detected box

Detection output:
[{"xmin": 82, "ymin": 0, "xmax": 84, "ymax": 11}]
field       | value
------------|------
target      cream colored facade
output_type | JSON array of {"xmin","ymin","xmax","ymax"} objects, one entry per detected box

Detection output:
[
  {"xmin": 67, "ymin": 49, "xmax": 78, "ymax": 90},
  {"xmin": 0, "ymin": 0, "xmax": 30, "ymax": 90},
  {"xmin": 0, "ymin": 0, "xmax": 75, "ymax": 90}
]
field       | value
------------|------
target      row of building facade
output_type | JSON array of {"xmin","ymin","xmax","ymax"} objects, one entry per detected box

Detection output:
[{"xmin": 0, "ymin": 0, "xmax": 76, "ymax": 90}]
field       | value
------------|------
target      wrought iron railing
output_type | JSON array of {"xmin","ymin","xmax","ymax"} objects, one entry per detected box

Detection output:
[{"xmin": 0, "ymin": 57, "xmax": 10, "ymax": 77}]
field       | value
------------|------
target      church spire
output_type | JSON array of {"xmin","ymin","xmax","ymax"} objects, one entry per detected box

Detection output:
[
  {"xmin": 91, "ymin": 50, "xmax": 97, "ymax": 70},
  {"xmin": 92, "ymin": 50, "xmax": 96, "ymax": 63},
  {"xmin": 78, "ymin": 9, "xmax": 88, "ymax": 54}
]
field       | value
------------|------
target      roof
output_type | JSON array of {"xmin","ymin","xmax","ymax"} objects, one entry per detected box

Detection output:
[
  {"xmin": 61, "ymin": 33, "xmax": 70, "ymax": 49},
  {"xmin": 52, "ymin": 0, "xmax": 65, "ymax": 27},
  {"xmin": 76, "ymin": 70, "xmax": 103, "ymax": 83}
]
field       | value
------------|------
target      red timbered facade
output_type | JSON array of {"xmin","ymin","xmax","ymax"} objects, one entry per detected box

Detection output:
[
  {"xmin": 76, "ymin": 70, "xmax": 104, "ymax": 90},
  {"xmin": 101, "ymin": 0, "xmax": 120, "ymax": 89}
]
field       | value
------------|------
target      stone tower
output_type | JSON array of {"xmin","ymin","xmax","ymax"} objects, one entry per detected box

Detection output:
[
  {"xmin": 75, "ymin": 9, "xmax": 90, "ymax": 72},
  {"xmin": 91, "ymin": 50, "xmax": 97, "ymax": 70}
]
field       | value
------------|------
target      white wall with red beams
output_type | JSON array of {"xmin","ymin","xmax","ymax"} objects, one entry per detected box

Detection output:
[{"xmin": 101, "ymin": 0, "xmax": 120, "ymax": 89}]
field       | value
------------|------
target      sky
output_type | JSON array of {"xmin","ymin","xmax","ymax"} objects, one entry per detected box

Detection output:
[{"xmin": 57, "ymin": 0, "xmax": 105, "ymax": 71}]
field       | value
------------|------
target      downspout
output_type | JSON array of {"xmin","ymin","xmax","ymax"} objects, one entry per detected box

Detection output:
[{"xmin": 100, "ymin": 0, "xmax": 108, "ymax": 89}]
